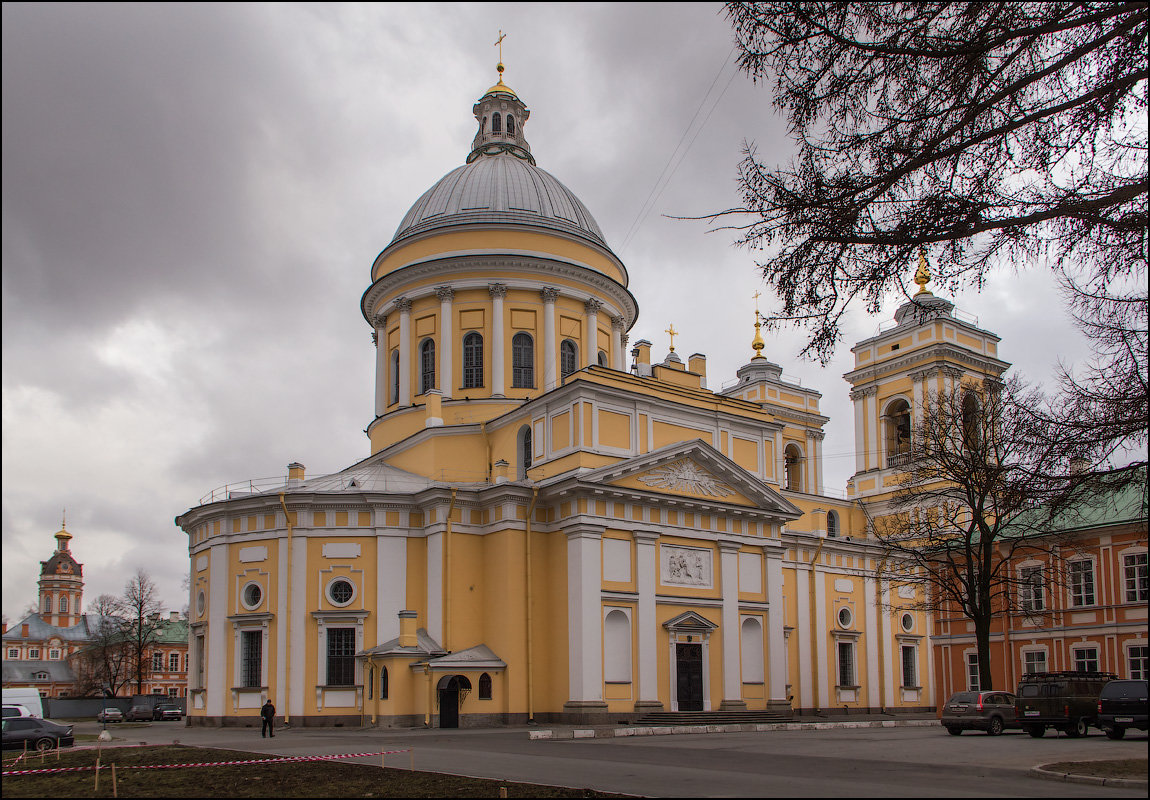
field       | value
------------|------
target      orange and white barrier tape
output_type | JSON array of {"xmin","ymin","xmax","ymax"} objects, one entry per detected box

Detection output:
[{"xmin": 3, "ymin": 748, "xmax": 412, "ymax": 776}]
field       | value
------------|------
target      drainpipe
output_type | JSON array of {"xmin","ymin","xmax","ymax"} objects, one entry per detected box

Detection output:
[
  {"xmin": 481, "ymin": 421, "xmax": 492, "ymax": 483},
  {"xmin": 525, "ymin": 487, "xmax": 540, "ymax": 723},
  {"xmin": 444, "ymin": 489, "xmax": 458, "ymax": 652},
  {"xmin": 809, "ymin": 537, "xmax": 826, "ymax": 712},
  {"xmin": 278, "ymin": 492, "xmax": 294, "ymax": 725}
]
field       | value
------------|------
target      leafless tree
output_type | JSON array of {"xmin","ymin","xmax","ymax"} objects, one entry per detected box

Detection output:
[
  {"xmin": 873, "ymin": 375, "xmax": 1090, "ymax": 689},
  {"xmin": 716, "ymin": 2, "xmax": 1147, "ymax": 462},
  {"xmin": 122, "ymin": 569, "xmax": 165, "ymax": 695},
  {"xmin": 72, "ymin": 593, "xmax": 132, "ymax": 697}
]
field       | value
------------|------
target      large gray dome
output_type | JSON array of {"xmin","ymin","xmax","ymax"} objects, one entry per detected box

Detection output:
[{"xmin": 391, "ymin": 154, "xmax": 608, "ymax": 247}]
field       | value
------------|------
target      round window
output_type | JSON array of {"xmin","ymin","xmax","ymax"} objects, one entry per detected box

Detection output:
[
  {"xmin": 327, "ymin": 578, "xmax": 355, "ymax": 607},
  {"xmin": 241, "ymin": 582, "xmax": 262, "ymax": 610},
  {"xmin": 196, "ymin": 591, "xmax": 206, "ymax": 617},
  {"xmin": 837, "ymin": 607, "xmax": 853, "ymax": 628},
  {"xmin": 901, "ymin": 612, "xmax": 914, "ymax": 632}
]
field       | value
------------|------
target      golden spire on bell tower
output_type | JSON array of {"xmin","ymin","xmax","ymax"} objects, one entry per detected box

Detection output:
[
  {"xmin": 913, "ymin": 246, "xmax": 932, "ymax": 296},
  {"xmin": 486, "ymin": 29, "xmax": 516, "ymax": 96},
  {"xmin": 751, "ymin": 290, "xmax": 766, "ymax": 359}
]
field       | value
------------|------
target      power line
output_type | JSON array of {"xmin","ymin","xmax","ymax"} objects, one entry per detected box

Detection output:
[{"xmin": 619, "ymin": 46, "xmax": 738, "ymax": 254}]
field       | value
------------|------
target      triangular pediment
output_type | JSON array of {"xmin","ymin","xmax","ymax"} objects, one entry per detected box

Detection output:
[
  {"xmin": 577, "ymin": 439, "xmax": 801, "ymax": 519},
  {"xmin": 663, "ymin": 610, "xmax": 717, "ymax": 632}
]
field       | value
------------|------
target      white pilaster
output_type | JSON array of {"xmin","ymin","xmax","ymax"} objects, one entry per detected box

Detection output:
[
  {"xmin": 566, "ymin": 525, "xmax": 604, "ymax": 704},
  {"xmin": 795, "ymin": 566, "xmax": 812, "ymax": 710},
  {"xmin": 864, "ymin": 574, "xmax": 881, "ymax": 709},
  {"xmin": 863, "ymin": 389, "xmax": 877, "ymax": 471},
  {"xmin": 634, "ymin": 530, "xmax": 660, "ymax": 707},
  {"xmin": 438, "ymin": 287, "xmax": 454, "ymax": 399},
  {"xmin": 805, "ymin": 432, "xmax": 816, "ymax": 495},
  {"xmin": 489, "ymin": 284, "xmax": 506, "ymax": 397},
  {"xmin": 765, "ymin": 548, "xmax": 787, "ymax": 705},
  {"xmin": 377, "ymin": 533, "xmax": 407, "ymax": 645},
  {"xmin": 206, "ymin": 544, "xmax": 228, "ymax": 718},
  {"xmin": 542, "ymin": 288, "xmax": 558, "ymax": 390},
  {"xmin": 397, "ymin": 297, "xmax": 412, "ymax": 407},
  {"xmin": 852, "ymin": 390, "xmax": 867, "ymax": 473},
  {"xmin": 584, "ymin": 298, "xmax": 601, "ymax": 368},
  {"xmin": 290, "ymin": 534, "xmax": 307, "ymax": 719},
  {"xmin": 773, "ymin": 430, "xmax": 784, "ymax": 485},
  {"xmin": 611, "ymin": 317, "xmax": 625, "ymax": 371},
  {"xmin": 426, "ymin": 531, "xmax": 443, "ymax": 643},
  {"xmin": 815, "ymin": 433, "xmax": 825, "ymax": 495},
  {"xmin": 373, "ymin": 314, "xmax": 387, "ymax": 417},
  {"xmin": 718, "ymin": 540, "xmax": 744, "ymax": 708}
]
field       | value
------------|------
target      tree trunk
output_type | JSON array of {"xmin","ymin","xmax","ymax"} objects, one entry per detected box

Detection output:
[{"xmin": 975, "ymin": 615, "xmax": 994, "ymax": 690}]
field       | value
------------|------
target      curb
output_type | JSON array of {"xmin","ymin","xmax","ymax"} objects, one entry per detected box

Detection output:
[
  {"xmin": 1030, "ymin": 764, "xmax": 1148, "ymax": 790},
  {"xmin": 529, "ymin": 718, "xmax": 939, "ymax": 740}
]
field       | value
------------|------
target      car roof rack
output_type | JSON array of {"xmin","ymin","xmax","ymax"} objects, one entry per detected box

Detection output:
[{"xmin": 1019, "ymin": 670, "xmax": 1118, "ymax": 681}]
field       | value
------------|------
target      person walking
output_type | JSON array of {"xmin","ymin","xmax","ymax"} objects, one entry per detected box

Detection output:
[{"xmin": 260, "ymin": 699, "xmax": 276, "ymax": 738}]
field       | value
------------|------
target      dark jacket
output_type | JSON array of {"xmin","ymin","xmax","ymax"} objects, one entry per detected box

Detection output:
[{"xmin": 261, "ymin": 702, "xmax": 275, "ymax": 720}]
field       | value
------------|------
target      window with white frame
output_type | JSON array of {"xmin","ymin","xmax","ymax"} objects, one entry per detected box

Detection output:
[
  {"xmin": 48, "ymin": 649, "xmax": 60, "ymax": 660},
  {"xmin": 901, "ymin": 645, "xmax": 918, "ymax": 687},
  {"xmin": 966, "ymin": 653, "xmax": 980, "ymax": 691},
  {"xmin": 1023, "ymin": 650, "xmax": 1047, "ymax": 675},
  {"xmin": 240, "ymin": 630, "xmax": 262, "ymax": 688},
  {"xmin": 1128, "ymin": 645, "xmax": 1148, "ymax": 680},
  {"xmin": 1072, "ymin": 646, "xmax": 1099, "ymax": 673},
  {"xmin": 7, "ymin": 648, "xmax": 18, "ymax": 659},
  {"xmin": 167, "ymin": 687, "xmax": 179, "ymax": 697},
  {"xmin": 326, "ymin": 627, "xmax": 356, "ymax": 686},
  {"xmin": 1069, "ymin": 560, "xmax": 1095, "ymax": 606},
  {"xmin": 28, "ymin": 648, "xmax": 40, "ymax": 659},
  {"xmin": 169, "ymin": 652, "xmax": 180, "ymax": 671},
  {"xmin": 1019, "ymin": 565, "xmax": 1044, "ymax": 612},
  {"xmin": 1124, "ymin": 552, "xmax": 1148, "ymax": 603},
  {"xmin": 152, "ymin": 652, "xmax": 164, "ymax": 671},
  {"xmin": 837, "ymin": 641, "xmax": 856, "ymax": 687}
]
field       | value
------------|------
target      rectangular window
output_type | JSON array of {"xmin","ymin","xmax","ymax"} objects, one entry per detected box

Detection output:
[
  {"xmin": 28, "ymin": 648, "xmax": 40, "ymax": 659},
  {"xmin": 48, "ymin": 649, "xmax": 60, "ymax": 660},
  {"xmin": 1125, "ymin": 553, "xmax": 1148, "ymax": 603},
  {"xmin": 326, "ymin": 628, "xmax": 356, "ymax": 686},
  {"xmin": 901, "ymin": 645, "xmax": 917, "ymax": 688},
  {"xmin": 1019, "ymin": 566, "xmax": 1044, "ymax": 612},
  {"xmin": 169, "ymin": 652, "xmax": 180, "ymax": 672},
  {"xmin": 1069, "ymin": 560, "xmax": 1095, "ymax": 606},
  {"xmin": 8, "ymin": 648, "xmax": 20, "ymax": 659},
  {"xmin": 152, "ymin": 688, "xmax": 164, "ymax": 695},
  {"xmin": 1073, "ymin": 647, "xmax": 1099, "ymax": 673},
  {"xmin": 837, "ymin": 641, "xmax": 855, "ymax": 687},
  {"xmin": 1128, "ymin": 645, "xmax": 1148, "ymax": 680},
  {"xmin": 1023, "ymin": 650, "xmax": 1047, "ymax": 675},
  {"xmin": 168, "ymin": 687, "xmax": 180, "ymax": 697},
  {"xmin": 240, "ymin": 630, "xmax": 262, "ymax": 688},
  {"xmin": 966, "ymin": 653, "xmax": 980, "ymax": 691},
  {"xmin": 152, "ymin": 652, "xmax": 164, "ymax": 671}
]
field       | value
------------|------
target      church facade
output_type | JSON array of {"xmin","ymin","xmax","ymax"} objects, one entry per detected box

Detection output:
[{"xmin": 175, "ymin": 65, "xmax": 1008, "ymax": 727}]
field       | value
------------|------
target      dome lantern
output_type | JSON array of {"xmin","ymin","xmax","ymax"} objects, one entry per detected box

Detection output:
[{"xmin": 468, "ymin": 42, "xmax": 534, "ymax": 165}]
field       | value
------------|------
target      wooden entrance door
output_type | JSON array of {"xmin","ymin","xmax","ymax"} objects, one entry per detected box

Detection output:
[{"xmin": 676, "ymin": 643, "xmax": 704, "ymax": 711}]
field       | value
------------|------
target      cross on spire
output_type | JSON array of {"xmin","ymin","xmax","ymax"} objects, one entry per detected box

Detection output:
[{"xmin": 665, "ymin": 323, "xmax": 679, "ymax": 352}]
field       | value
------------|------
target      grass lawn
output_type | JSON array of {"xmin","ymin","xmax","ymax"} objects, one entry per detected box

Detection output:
[
  {"xmin": 1041, "ymin": 759, "xmax": 1148, "ymax": 780},
  {"xmin": 1, "ymin": 745, "xmax": 636, "ymax": 798}
]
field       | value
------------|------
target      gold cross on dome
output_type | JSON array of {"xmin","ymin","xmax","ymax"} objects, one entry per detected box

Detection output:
[
  {"xmin": 666, "ymin": 323, "xmax": 679, "ymax": 352},
  {"xmin": 752, "ymin": 290, "xmax": 761, "ymax": 311},
  {"xmin": 495, "ymin": 30, "xmax": 507, "ymax": 61}
]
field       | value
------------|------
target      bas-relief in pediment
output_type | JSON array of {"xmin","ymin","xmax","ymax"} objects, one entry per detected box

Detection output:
[{"xmin": 606, "ymin": 458, "xmax": 757, "ymax": 506}]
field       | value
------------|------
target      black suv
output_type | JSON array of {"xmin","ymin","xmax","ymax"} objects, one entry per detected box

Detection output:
[
  {"xmin": 1097, "ymin": 679, "xmax": 1148, "ymax": 740},
  {"xmin": 1015, "ymin": 671, "xmax": 1116, "ymax": 738}
]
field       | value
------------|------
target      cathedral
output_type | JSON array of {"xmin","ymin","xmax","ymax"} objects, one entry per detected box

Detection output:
[{"xmin": 175, "ymin": 60, "xmax": 1011, "ymax": 727}]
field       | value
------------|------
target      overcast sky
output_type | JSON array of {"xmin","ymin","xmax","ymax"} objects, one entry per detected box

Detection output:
[{"xmin": 2, "ymin": 3, "xmax": 1100, "ymax": 618}]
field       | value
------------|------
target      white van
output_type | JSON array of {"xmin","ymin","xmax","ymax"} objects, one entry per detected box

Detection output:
[{"xmin": 1, "ymin": 688, "xmax": 44, "ymax": 718}]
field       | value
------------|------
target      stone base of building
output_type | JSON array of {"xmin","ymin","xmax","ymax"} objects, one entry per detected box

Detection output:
[
  {"xmin": 790, "ymin": 705, "xmax": 935, "ymax": 716},
  {"xmin": 718, "ymin": 699, "xmax": 749, "ymax": 712},
  {"xmin": 559, "ymin": 700, "xmax": 612, "ymax": 726},
  {"xmin": 765, "ymin": 699, "xmax": 794, "ymax": 717}
]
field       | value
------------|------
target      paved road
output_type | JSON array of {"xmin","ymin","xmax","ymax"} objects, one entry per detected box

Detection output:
[{"xmin": 75, "ymin": 721, "xmax": 1147, "ymax": 797}]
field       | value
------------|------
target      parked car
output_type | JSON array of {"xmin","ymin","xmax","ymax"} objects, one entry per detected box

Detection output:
[
  {"xmin": 2, "ymin": 704, "xmax": 33, "ymax": 719},
  {"xmin": 125, "ymin": 705, "xmax": 154, "ymax": 721},
  {"xmin": 941, "ymin": 690, "xmax": 1019, "ymax": 736},
  {"xmin": 96, "ymin": 707, "xmax": 123, "ymax": 723},
  {"xmin": 1015, "ymin": 670, "xmax": 1116, "ymax": 738},
  {"xmin": 1096, "ymin": 679, "xmax": 1148, "ymax": 740},
  {"xmin": 152, "ymin": 703, "xmax": 183, "ymax": 721},
  {"xmin": 1, "ymin": 718, "xmax": 74, "ymax": 751}
]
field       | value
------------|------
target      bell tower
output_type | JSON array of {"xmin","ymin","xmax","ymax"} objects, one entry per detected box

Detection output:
[
  {"xmin": 843, "ymin": 251, "xmax": 1010, "ymax": 502},
  {"xmin": 38, "ymin": 520, "xmax": 84, "ymax": 628}
]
